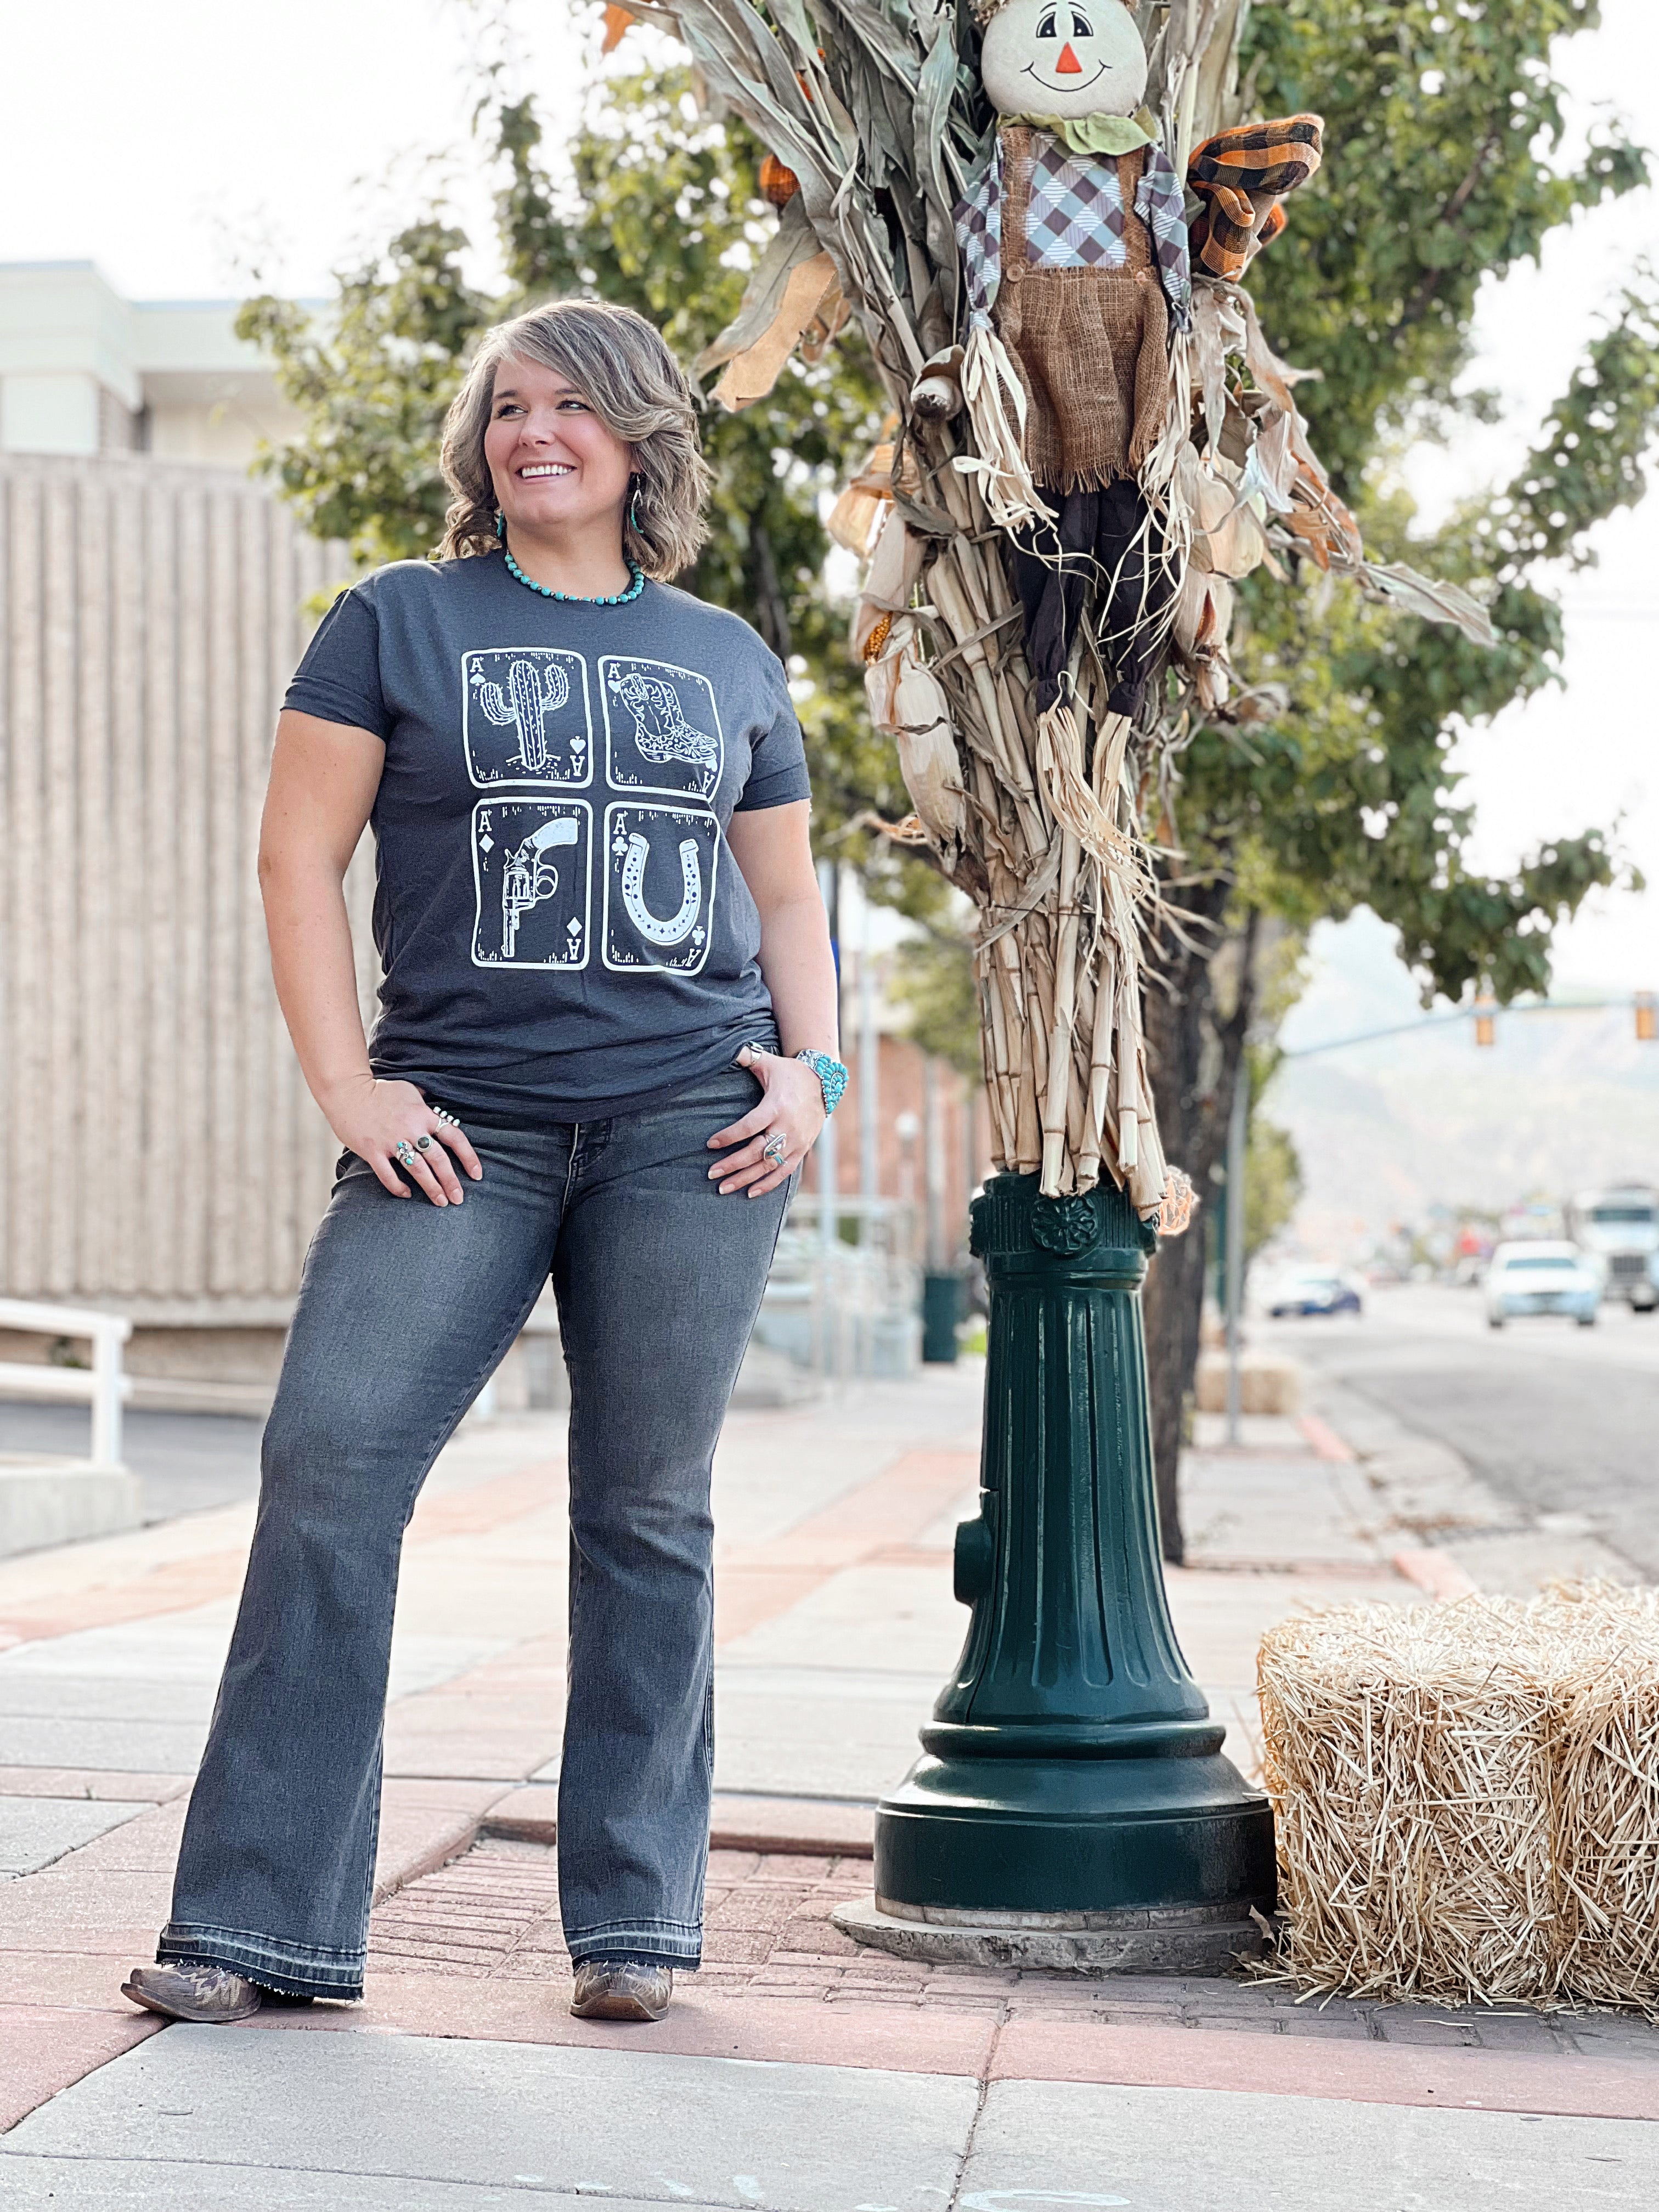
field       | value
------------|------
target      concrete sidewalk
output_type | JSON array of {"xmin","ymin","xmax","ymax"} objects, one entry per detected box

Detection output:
[{"xmin": 2, "ymin": 1359, "xmax": 1655, "ymax": 2205}]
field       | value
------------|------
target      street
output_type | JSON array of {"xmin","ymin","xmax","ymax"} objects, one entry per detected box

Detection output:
[{"xmin": 1260, "ymin": 1283, "xmax": 1659, "ymax": 1579}]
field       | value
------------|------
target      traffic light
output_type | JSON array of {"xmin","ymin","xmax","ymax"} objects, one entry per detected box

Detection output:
[
  {"xmin": 1637, "ymin": 992, "xmax": 1656, "ymax": 1043},
  {"xmin": 1474, "ymin": 997, "xmax": 1497, "ymax": 1048}
]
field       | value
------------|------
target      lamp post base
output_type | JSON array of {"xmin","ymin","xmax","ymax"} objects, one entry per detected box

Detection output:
[
  {"xmin": 856, "ymin": 1173, "xmax": 1277, "ymax": 1963},
  {"xmin": 832, "ymin": 1893, "xmax": 1268, "ymax": 1976}
]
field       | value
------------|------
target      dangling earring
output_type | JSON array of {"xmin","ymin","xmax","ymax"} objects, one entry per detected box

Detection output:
[
  {"xmin": 494, "ymin": 510, "xmax": 505, "ymax": 541},
  {"xmin": 627, "ymin": 478, "xmax": 643, "ymax": 535}
]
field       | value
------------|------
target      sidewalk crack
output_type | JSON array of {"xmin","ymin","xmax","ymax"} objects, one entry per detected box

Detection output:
[{"xmin": 945, "ymin": 2011, "xmax": 1005, "ymax": 2212}]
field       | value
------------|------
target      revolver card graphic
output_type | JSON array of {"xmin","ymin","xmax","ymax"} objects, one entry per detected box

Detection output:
[
  {"xmin": 471, "ymin": 800, "xmax": 592, "ymax": 969},
  {"xmin": 602, "ymin": 804, "xmax": 721, "ymax": 976},
  {"xmin": 462, "ymin": 648, "xmax": 592, "ymax": 787}
]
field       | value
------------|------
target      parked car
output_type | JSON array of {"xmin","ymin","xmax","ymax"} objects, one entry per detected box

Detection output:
[
  {"xmin": 1267, "ymin": 1268, "xmax": 1363, "ymax": 1318},
  {"xmin": 1484, "ymin": 1242, "xmax": 1600, "ymax": 1329}
]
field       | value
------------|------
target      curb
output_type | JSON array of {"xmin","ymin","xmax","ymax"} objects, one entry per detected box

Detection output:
[
  {"xmin": 1390, "ymin": 1545, "xmax": 1481, "ymax": 1602},
  {"xmin": 479, "ymin": 1785, "xmax": 876, "ymax": 1860}
]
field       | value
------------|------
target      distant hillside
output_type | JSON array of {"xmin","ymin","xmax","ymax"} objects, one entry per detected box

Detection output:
[{"xmin": 1266, "ymin": 914, "xmax": 1659, "ymax": 1260}]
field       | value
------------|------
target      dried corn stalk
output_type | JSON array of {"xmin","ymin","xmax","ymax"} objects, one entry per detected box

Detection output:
[{"xmin": 624, "ymin": 0, "xmax": 1489, "ymax": 1211}]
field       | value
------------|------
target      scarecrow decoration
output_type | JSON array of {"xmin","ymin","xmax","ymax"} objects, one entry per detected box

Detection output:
[{"xmin": 617, "ymin": 0, "xmax": 1496, "ymax": 1215}]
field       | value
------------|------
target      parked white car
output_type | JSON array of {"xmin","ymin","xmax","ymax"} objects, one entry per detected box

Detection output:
[{"xmin": 1484, "ymin": 1242, "xmax": 1600, "ymax": 1329}]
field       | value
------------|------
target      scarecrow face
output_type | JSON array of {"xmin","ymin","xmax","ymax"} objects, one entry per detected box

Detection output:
[{"xmin": 979, "ymin": 0, "xmax": 1149, "ymax": 120}]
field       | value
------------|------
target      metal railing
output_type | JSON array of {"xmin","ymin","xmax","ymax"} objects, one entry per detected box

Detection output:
[{"xmin": 0, "ymin": 1299, "xmax": 133, "ymax": 1468}]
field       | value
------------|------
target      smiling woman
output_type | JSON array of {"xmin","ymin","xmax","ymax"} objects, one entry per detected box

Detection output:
[{"xmin": 119, "ymin": 297, "xmax": 846, "ymax": 2037}]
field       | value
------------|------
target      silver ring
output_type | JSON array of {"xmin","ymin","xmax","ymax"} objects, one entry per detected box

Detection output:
[
  {"xmin": 763, "ymin": 1135, "xmax": 788, "ymax": 1167},
  {"xmin": 432, "ymin": 1108, "xmax": 461, "ymax": 1127},
  {"xmin": 394, "ymin": 1140, "xmax": 417, "ymax": 1169},
  {"xmin": 415, "ymin": 1133, "xmax": 435, "ymax": 1152}
]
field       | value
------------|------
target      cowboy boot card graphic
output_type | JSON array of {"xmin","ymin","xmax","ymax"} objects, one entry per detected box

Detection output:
[
  {"xmin": 601, "ymin": 803, "xmax": 721, "ymax": 977},
  {"xmin": 599, "ymin": 655, "xmax": 724, "ymax": 803},
  {"xmin": 471, "ymin": 799, "xmax": 592, "ymax": 969},
  {"xmin": 462, "ymin": 648, "xmax": 593, "ymax": 787}
]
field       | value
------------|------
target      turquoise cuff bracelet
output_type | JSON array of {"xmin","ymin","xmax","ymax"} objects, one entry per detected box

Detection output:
[{"xmin": 795, "ymin": 1049, "xmax": 849, "ymax": 1117}]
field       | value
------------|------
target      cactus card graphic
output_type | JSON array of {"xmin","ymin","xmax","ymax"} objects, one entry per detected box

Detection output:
[
  {"xmin": 602, "ymin": 804, "xmax": 720, "ymax": 976},
  {"xmin": 463, "ymin": 649, "xmax": 592, "ymax": 787},
  {"xmin": 471, "ymin": 799, "xmax": 592, "ymax": 969},
  {"xmin": 600, "ymin": 655, "xmax": 723, "ymax": 802}
]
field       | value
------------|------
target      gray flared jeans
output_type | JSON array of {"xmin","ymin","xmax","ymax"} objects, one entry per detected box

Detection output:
[{"xmin": 156, "ymin": 1065, "xmax": 791, "ymax": 1998}]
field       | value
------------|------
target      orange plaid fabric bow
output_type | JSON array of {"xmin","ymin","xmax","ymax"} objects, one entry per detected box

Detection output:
[{"xmin": 1187, "ymin": 113, "xmax": 1324, "ymax": 282}]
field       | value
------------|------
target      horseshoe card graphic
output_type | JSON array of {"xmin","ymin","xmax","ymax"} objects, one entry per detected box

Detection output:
[
  {"xmin": 599, "ymin": 655, "xmax": 724, "ymax": 802},
  {"xmin": 602, "ymin": 803, "xmax": 720, "ymax": 976},
  {"xmin": 471, "ymin": 799, "xmax": 592, "ymax": 969},
  {"xmin": 462, "ymin": 648, "xmax": 592, "ymax": 787}
]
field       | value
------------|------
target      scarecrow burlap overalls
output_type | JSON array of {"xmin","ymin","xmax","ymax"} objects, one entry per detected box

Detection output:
[
  {"xmin": 994, "ymin": 124, "xmax": 1171, "ymax": 493},
  {"xmin": 988, "ymin": 126, "xmax": 1174, "ymax": 717}
]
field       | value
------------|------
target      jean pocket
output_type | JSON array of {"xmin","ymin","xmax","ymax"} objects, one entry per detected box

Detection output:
[{"xmin": 668, "ymin": 1066, "xmax": 766, "ymax": 1116}]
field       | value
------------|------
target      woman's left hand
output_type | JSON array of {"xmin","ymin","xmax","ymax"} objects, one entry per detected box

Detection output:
[{"xmin": 708, "ymin": 1044, "xmax": 827, "ymax": 1197}]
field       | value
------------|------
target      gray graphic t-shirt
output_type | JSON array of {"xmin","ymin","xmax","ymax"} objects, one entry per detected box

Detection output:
[{"xmin": 285, "ymin": 554, "xmax": 811, "ymax": 1122}]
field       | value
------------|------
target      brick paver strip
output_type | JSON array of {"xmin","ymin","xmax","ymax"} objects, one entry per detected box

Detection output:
[
  {"xmin": 0, "ymin": 2006, "xmax": 162, "ymax": 2134},
  {"xmin": 0, "ymin": 1769, "xmax": 191, "ymax": 1803},
  {"xmin": 249, "ymin": 1981, "xmax": 1002, "ymax": 2076},
  {"xmin": 712, "ymin": 1448, "xmax": 976, "ymax": 1645},
  {"xmin": 483, "ymin": 1788, "xmax": 876, "ymax": 1858},
  {"xmin": 991, "ymin": 2016, "xmax": 1659, "ymax": 2122},
  {"xmin": 1299, "ymin": 1414, "xmax": 1356, "ymax": 1462},
  {"xmin": 341, "ymin": 1835, "xmax": 1659, "ymax": 2120},
  {"xmin": 0, "ymin": 1458, "xmax": 563, "ymax": 1648}
]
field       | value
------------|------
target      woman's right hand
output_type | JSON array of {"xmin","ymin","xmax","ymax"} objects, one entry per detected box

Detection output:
[{"xmin": 323, "ymin": 1074, "xmax": 483, "ymax": 1206}]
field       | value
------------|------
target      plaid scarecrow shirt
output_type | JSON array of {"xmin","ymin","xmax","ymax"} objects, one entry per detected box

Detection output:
[{"xmin": 956, "ymin": 128, "xmax": 1192, "ymax": 337}]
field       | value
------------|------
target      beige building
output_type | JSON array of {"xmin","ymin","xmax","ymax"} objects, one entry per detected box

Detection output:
[
  {"xmin": 0, "ymin": 261, "xmax": 302, "ymax": 467},
  {"xmin": 0, "ymin": 263, "xmax": 363, "ymax": 1409}
]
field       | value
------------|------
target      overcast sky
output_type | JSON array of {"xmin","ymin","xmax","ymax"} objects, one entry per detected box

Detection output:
[{"xmin": 2, "ymin": 0, "xmax": 1654, "ymax": 996}]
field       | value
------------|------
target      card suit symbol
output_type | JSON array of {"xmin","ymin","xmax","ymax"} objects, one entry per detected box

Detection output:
[
  {"xmin": 612, "ymin": 836, "xmax": 628, "ymax": 857},
  {"xmin": 478, "ymin": 834, "xmax": 494, "ymax": 852},
  {"xmin": 692, "ymin": 927, "xmax": 706, "ymax": 947}
]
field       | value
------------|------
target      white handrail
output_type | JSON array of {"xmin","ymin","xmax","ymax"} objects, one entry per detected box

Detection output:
[{"xmin": 0, "ymin": 1299, "xmax": 132, "ymax": 1469}]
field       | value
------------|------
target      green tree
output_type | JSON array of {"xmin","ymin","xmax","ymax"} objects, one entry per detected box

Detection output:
[
  {"xmin": 236, "ymin": 65, "xmax": 902, "ymax": 843},
  {"xmin": 1138, "ymin": 0, "xmax": 1658, "ymax": 1554},
  {"xmin": 235, "ymin": 12, "xmax": 1659, "ymax": 1560}
]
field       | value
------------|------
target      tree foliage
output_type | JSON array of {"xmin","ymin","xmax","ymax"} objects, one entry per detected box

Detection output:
[
  {"xmin": 1133, "ymin": 0, "xmax": 1659, "ymax": 1554},
  {"xmin": 236, "ymin": 64, "xmax": 905, "ymax": 845},
  {"xmin": 1185, "ymin": 0, "xmax": 1656, "ymax": 1014}
]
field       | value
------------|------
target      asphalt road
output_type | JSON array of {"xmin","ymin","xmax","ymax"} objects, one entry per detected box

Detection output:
[{"xmin": 1262, "ymin": 1283, "xmax": 1659, "ymax": 1581}]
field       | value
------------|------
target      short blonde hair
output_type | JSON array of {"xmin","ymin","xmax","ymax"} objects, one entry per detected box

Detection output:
[{"xmin": 439, "ymin": 298, "xmax": 713, "ymax": 578}]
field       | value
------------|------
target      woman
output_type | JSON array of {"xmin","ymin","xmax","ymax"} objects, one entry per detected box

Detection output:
[{"xmin": 122, "ymin": 298, "xmax": 845, "ymax": 2028}]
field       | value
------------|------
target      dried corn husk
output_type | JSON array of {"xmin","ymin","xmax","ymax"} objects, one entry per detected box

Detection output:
[
  {"xmin": 627, "ymin": 0, "xmax": 1488, "ymax": 1213},
  {"xmin": 864, "ymin": 623, "xmax": 968, "ymax": 874}
]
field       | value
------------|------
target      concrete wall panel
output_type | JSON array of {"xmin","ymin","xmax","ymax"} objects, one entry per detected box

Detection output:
[{"xmin": 0, "ymin": 452, "xmax": 363, "ymax": 1303}]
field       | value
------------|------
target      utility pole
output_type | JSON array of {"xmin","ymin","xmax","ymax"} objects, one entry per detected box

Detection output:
[
  {"xmin": 816, "ymin": 857, "xmax": 840, "ymax": 1372},
  {"xmin": 859, "ymin": 896, "xmax": 879, "ymax": 1212},
  {"xmin": 922, "ymin": 1057, "xmax": 945, "ymax": 1271},
  {"xmin": 1224, "ymin": 1073, "xmax": 1247, "ymax": 1448}
]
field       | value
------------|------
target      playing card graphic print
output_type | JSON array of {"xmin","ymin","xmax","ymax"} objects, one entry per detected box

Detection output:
[
  {"xmin": 601, "ymin": 656, "xmax": 723, "ymax": 801},
  {"xmin": 604, "ymin": 803, "xmax": 721, "ymax": 974},
  {"xmin": 281, "ymin": 557, "xmax": 810, "ymax": 1122},
  {"xmin": 472, "ymin": 799, "xmax": 592, "ymax": 968},
  {"xmin": 463, "ymin": 648, "xmax": 592, "ymax": 786}
]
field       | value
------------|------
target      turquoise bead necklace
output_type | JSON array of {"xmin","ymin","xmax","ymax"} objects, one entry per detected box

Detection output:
[{"xmin": 495, "ymin": 511, "xmax": 644, "ymax": 606}]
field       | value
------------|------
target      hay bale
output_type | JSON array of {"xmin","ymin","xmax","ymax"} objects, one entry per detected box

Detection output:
[
  {"xmin": 1537, "ymin": 1583, "xmax": 1659, "ymax": 2010},
  {"xmin": 1257, "ymin": 1584, "xmax": 1659, "ymax": 2011},
  {"xmin": 1195, "ymin": 1351, "xmax": 1301, "ymax": 1415}
]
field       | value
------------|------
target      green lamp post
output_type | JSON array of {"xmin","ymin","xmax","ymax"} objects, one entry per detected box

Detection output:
[{"xmin": 837, "ymin": 1170, "xmax": 1274, "ymax": 1971}]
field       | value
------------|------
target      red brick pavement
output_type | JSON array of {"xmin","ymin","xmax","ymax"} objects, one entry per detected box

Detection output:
[{"xmin": 366, "ymin": 1839, "xmax": 1659, "ymax": 2062}]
